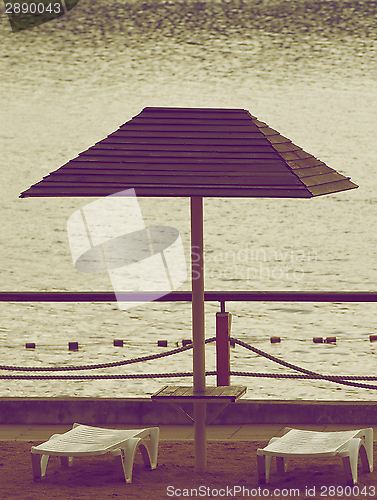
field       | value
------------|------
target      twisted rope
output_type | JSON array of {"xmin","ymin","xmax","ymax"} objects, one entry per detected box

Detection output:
[
  {"xmin": 1, "ymin": 336, "xmax": 376, "ymax": 390},
  {"xmin": 232, "ymin": 337, "xmax": 377, "ymax": 390},
  {"xmin": 0, "ymin": 372, "xmax": 217, "ymax": 380},
  {"xmin": 0, "ymin": 337, "xmax": 216, "ymax": 371},
  {"xmin": 231, "ymin": 371, "xmax": 377, "ymax": 380},
  {"xmin": 2, "ymin": 371, "xmax": 377, "ymax": 381}
]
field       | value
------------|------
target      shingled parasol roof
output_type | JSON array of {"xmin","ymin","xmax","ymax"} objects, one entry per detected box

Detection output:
[{"xmin": 20, "ymin": 107, "xmax": 358, "ymax": 198}]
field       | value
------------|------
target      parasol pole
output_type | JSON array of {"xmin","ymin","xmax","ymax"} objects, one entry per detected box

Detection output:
[{"xmin": 190, "ymin": 196, "xmax": 207, "ymax": 472}]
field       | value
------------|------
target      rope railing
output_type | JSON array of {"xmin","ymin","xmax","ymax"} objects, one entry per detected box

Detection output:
[
  {"xmin": 1, "ymin": 337, "xmax": 377, "ymax": 389},
  {"xmin": 0, "ymin": 372, "xmax": 212, "ymax": 380},
  {"xmin": 231, "ymin": 372, "xmax": 377, "ymax": 381},
  {"xmin": 0, "ymin": 338, "xmax": 215, "ymax": 371},
  {"xmin": 2, "ymin": 371, "xmax": 377, "ymax": 382},
  {"xmin": 231, "ymin": 338, "xmax": 377, "ymax": 390}
]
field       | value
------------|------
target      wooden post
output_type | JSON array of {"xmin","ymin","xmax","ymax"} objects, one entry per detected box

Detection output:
[
  {"xmin": 190, "ymin": 196, "xmax": 206, "ymax": 472},
  {"xmin": 216, "ymin": 312, "xmax": 231, "ymax": 386}
]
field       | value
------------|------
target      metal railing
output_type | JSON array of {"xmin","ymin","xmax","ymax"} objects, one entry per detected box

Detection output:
[
  {"xmin": 1, "ymin": 290, "xmax": 377, "ymax": 390},
  {"xmin": 2, "ymin": 290, "xmax": 377, "ymax": 312}
]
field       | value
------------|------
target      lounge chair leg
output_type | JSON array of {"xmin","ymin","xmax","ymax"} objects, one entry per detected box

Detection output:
[
  {"xmin": 124, "ymin": 438, "xmax": 139, "ymax": 483},
  {"xmin": 31, "ymin": 453, "xmax": 42, "ymax": 480},
  {"xmin": 40, "ymin": 454, "xmax": 49, "ymax": 476},
  {"xmin": 276, "ymin": 456, "xmax": 288, "ymax": 473},
  {"xmin": 265, "ymin": 437, "xmax": 288, "ymax": 474},
  {"xmin": 148, "ymin": 427, "xmax": 159, "ymax": 469},
  {"xmin": 125, "ymin": 437, "xmax": 151, "ymax": 482},
  {"xmin": 138, "ymin": 440, "xmax": 153, "ymax": 469},
  {"xmin": 341, "ymin": 455, "xmax": 354, "ymax": 486},
  {"xmin": 265, "ymin": 455, "xmax": 272, "ymax": 482},
  {"xmin": 60, "ymin": 456, "xmax": 73, "ymax": 467},
  {"xmin": 112, "ymin": 449, "xmax": 127, "ymax": 482},
  {"xmin": 341, "ymin": 438, "xmax": 362, "ymax": 485},
  {"xmin": 111, "ymin": 437, "xmax": 151, "ymax": 483},
  {"xmin": 359, "ymin": 444, "xmax": 371, "ymax": 474},
  {"xmin": 257, "ymin": 453, "xmax": 272, "ymax": 484},
  {"xmin": 257, "ymin": 454, "xmax": 266, "ymax": 484},
  {"xmin": 363, "ymin": 428, "xmax": 373, "ymax": 472},
  {"xmin": 31, "ymin": 453, "xmax": 50, "ymax": 480}
]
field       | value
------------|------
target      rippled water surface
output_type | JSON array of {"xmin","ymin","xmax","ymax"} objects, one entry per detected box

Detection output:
[{"xmin": 1, "ymin": 0, "xmax": 377, "ymax": 399}]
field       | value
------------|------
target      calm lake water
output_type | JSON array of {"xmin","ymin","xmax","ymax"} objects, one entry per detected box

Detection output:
[{"xmin": 1, "ymin": 0, "xmax": 377, "ymax": 400}]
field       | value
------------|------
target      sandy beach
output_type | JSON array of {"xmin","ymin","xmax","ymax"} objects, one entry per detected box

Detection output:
[{"xmin": 0, "ymin": 440, "xmax": 376, "ymax": 500}]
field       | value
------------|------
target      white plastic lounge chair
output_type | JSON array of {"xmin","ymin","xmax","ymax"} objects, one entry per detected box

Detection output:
[
  {"xmin": 31, "ymin": 423, "xmax": 159, "ymax": 483},
  {"xmin": 257, "ymin": 427, "xmax": 373, "ymax": 486}
]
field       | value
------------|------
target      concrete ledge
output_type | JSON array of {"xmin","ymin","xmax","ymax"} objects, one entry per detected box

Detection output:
[{"xmin": 1, "ymin": 398, "xmax": 377, "ymax": 425}]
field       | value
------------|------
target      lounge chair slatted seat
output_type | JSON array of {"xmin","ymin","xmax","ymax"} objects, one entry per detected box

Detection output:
[
  {"xmin": 257, "ymin": 427, "xmax": 373, "ymax": 486},
  {"xmin": 31, "ymin": 423, "xmax": 159, "ymax": 483}
]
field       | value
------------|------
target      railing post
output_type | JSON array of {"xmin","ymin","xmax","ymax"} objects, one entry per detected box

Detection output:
[{"xmin": 216, "ymin": 310, "xmax": 231, "ymax": 386}]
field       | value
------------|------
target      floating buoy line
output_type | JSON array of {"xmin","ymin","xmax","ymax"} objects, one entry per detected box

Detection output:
[{"xmin": 0, "ymin": 334, "xmax": 375, "ymax": 350}]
